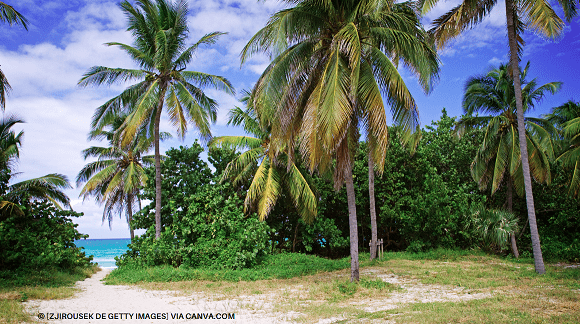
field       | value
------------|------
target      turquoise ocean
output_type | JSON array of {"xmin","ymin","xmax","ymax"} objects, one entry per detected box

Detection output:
[{"xmin": 75, "ymin": 238, "xmax": 131, "ymax": 268}]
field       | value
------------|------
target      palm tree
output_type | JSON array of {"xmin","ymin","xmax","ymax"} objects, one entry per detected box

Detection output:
[
  {"xmin": 0, "ymin": 2, "xmax": 28, "ymax": 111},
  {"xmin": 76, "ymin": 116, "xmax": 163, "ymax": 240},
  {"xmin": 420, "ymin": 0, "xmax": 570, "ymax": 275},
  {"xmin": 544, "ymin": 101, "xmax": 580, "ymax": 130},
  {"xmin": 209, "ymin": 92, "xmax": 317, "ymax": 222},
  {"xmin": 545, "ymin": 101, "xmax": 580, "ymax": 197},
  {"xmin": 78, "ymin": 0, "xmax": 234, "ymax": 239},
  {"xmin": 0, "ymin": 117, "xmax": 71, "ymax": 219},
  {"xmin": 242, "ymin": 0, "xmax": 439, "ymax": 281},
  {"xmin": 457, "ymin": 62, "xmax": 560, "ymax": 258}
]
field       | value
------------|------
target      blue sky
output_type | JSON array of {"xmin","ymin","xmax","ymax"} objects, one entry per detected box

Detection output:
[{"xmin": 1, "ymin": 0, "xmax": 579, "ymax": 239}]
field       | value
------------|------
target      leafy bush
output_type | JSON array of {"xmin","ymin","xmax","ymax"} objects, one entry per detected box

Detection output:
[
  {"xmin": 108, "ymin": 252, "xmax": 350, "ymax": 284},
  {"xmin": 119, "ymin": 144, "xmax": 272, "ymax": 269},
  {"xmin": 0, "ymin": 201, "xmax": 92, "ymax": 274}
]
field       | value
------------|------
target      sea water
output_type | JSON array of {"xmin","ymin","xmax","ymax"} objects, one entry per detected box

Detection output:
[{"xmin": 75, "ymin": 238, "xmax": 131, "ymax": 269}]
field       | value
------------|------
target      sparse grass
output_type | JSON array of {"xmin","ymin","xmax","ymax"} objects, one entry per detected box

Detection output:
[
  {"xmin": 105, "ymin": 250, "xmax": 580, "ymax": 323},
  {"xmin": 0, "ymin": 265, "xmax": 99, "ymax": 324}
]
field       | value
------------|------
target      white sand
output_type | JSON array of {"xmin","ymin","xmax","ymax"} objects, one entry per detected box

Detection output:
[
  {"xmin": 25, "ymin": 267, "xmax": 492, "ymax": 324},
  {"xmin": 25, "ymin": 268, "xmax": 293, "ymax": 324}
]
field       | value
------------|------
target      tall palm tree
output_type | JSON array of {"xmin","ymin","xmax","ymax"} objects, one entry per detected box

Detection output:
[
  {"xmin": 420, "ymin": 0, "xmax": 570, "ymax": 275},
  {"xmin": 242, "ymin": 0, "xmax": 439, "ymax": 281},
  {"xmin": 0, "ymin": 2, "xmax": 28, "ymax": 111},
  {"xmin": 76, "ymin": 117, "xmax": 163, "ymax": 240},
  {"xmin": 78, "ymin": 0, "xmax": 234, "ymax": 239},
  {"xmin": 457, "ymin": 62, "xmax": 560, "ymax": 257},
  {"xmin": 209, "ymin": 92, "xmax": 317, "ymax": 222}
]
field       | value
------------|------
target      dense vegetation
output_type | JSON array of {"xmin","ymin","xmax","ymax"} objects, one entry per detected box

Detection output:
[
  {"xmin": 0, "ymin": 117, "xmax": 93, "ymax": 277},
  {"xmin": 118, "ymin": 109, "xmax": 579, "ymax": 269},
  {"xmin": 1, "ymin": 0, "xmax": 578, "ymax": 288}
]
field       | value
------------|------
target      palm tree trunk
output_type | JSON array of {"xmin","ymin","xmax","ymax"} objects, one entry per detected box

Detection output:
[
  {"xmin": 345, "ymin": 165, "xmax": 360, "ymax": 282},
  {"xmin": 505, "ymin": 0, "xmax": 545, "ymax": 273},
  {"xmin": 506, "ymin": 177, "xmax": 519, "ymax": 258},
  {"xmin": 368, "ymin": 151, "xmax": 377, "ymax": 260},
  {"xmin": 128, "ymin": 202, "xmax": 135, "ymax": 241},
  {"xmin": 154, "ymin": 87, "xmax": 166, "ymax": 240}
]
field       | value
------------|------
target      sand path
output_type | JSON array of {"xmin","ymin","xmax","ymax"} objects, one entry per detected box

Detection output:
[
  {"xmin": 25, "ymin": 269, "xmax": 291, "ymax": 324},
  {"xmin": 24, "ymin": 267, "xmax": 493, "ymax": 324}
]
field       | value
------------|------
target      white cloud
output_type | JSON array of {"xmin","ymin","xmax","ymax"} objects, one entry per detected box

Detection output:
[{"xmin": 488, "ymin": 56, "xmax": 502, "ymax": 65}]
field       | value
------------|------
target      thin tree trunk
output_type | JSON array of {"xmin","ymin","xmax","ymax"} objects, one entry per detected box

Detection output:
[
  {"xmin": 292, "ymin": 221, "xmax": 299, "ymax": 253},
  {"xmin": 345, "ymin": 166, "xmax": 360, "ymax": 282},
  {"xmin": 128, "ymin": 202, "xmax": 135, "ymax": 241},
  {"xmin": 368, "ymin": 151, "xmax": 377, "ymax": 261},
  {"xmin": 505, "ymin": 0, "xmax": 544, "ymax": 273},
  {"xmin": 154, "ymin": 87, "xmax": 166, "ymax": 240},
  {"xmin": 506, "ymin": 177, "xmax": 519, "ymax": 258}
]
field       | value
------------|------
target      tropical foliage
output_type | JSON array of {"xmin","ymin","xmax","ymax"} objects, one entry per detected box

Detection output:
[
  {"xmin": 242, "ymin": 0, "xmax": 439, "ymax": 281},
  {"xmin": 544, "ymin": 101, "xmax": 580, "ymax": 197},
  {"xmin": 468, "ymin": 204, "xmax": 519, "ymax": 252},
  {"xmin": 119, "ymin": 144, "xmax": 271, "ymax": 269},
  {"xmin": 0, "ymin": 117, "xmax": 72, "ymax": 218},
  {"xmin": 0, "ymin": 117, "xmax": 91, "ymax": 273},
  {"xmin": 0, "ymin": 2, "xmax": 28, "ymax": 111},
  {"xmin": 458, "ymin": 62, "xmax": 559, "ymax": 202},
  {"xmin": 76, "ymin": 116, "xmax": 164, "ymax": 239},
  {"xmin": 209, "ymin": 92, "xmax": 317, "ymax": 222},
  {"xmin": 420, "ymin": 0, "xmax": 569, "ymax": 274},
  {"xmin": 78, "ymin": 0, "xmax": 234, "ymax": 239}
]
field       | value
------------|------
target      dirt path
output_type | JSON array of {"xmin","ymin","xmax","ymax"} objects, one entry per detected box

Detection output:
[
  {"xmin": 24, "ymin": 268, "xmax": 493, "ymax": 324},
  {"xmin": 25, "ymin": 269, "xmax": 292, "ymax": 324}
]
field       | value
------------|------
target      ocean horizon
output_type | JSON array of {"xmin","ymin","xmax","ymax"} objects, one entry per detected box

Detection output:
[{"xmin": 75, "ymin": 238, "xmax": 132, "ymax": 269}]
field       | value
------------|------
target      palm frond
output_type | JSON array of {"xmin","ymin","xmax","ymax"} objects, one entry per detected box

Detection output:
[{"xmin": 0, "ymin": 2, "xmax": 28, "ymax": 29}]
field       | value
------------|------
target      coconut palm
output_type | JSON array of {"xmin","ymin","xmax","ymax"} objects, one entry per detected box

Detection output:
[
  {"xmin": 78, "ymin": 0, "xmax": 234, "ymax": 239},
  {"xmin": 209, "ymin": 92, "xmax": 317, "ymax": 222},
  {"xmin": 457, "ymin": 62, "xmax": 560, "ymax": 257},
  {"xmin": 419, "ymin": 0, "xmax": 571, "ymax": 275},
  {"xmin": 76, "ymin": 116, "xmax": 166, "ymax": 239},
  {"xmin": 0, "ymin": 2, "xmax": 28, "ymax": 111},
  {"xmin": 242, "ymin": 0, "xmax": 439, "ymax": 281}
]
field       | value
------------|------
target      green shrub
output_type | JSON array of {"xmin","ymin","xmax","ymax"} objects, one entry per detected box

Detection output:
[
  {"xmin": 0, "ymin": 201, "xmax": 92, "ymax": 274},
  {"xmin": 118, "ymin": 182, "xmax": 272, "ymax": 270}
]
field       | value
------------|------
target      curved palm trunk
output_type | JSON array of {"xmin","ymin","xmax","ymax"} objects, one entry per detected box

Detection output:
[
  {"xmin": 154, "ymin": 86, "xmax": 167, "ymax": 239},
  {"xmin": 345, "ymin": 166, "xmax": 360, "ymax": 282},
  {"xmin": 128, "ymin": 201, "xmax": 135, "ymax": 241},
  {"xmin": 506, "ymin": 177, "xmax": 519, "ymax": 258},
  {"xmin": 368, "ymin": 151, "xmax": 378, "ymax": 260},
  {"xmin": 505, "ymin": 0, "xmax": 544, "ymax": 273}
]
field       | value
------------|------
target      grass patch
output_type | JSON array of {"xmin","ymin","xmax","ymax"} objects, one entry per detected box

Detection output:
[
  {"xmin": 383, "ymin": 294, "xmax": 580, "ymax": 323},
  {"xmin": 0, "ymin": 265, "xmax": 99, "ymax": 324},
  {"xmin": 105, "ymin": 250, "xmax": 580, "ymax": 323},
  {"xmin": 106, "ymin": 252, "xmax": 351, "ymax": 284}
]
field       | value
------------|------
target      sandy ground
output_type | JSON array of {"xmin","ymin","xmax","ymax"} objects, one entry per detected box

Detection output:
[
  {"xmin": 25, "ymin": 268, "xmax": 492, "ymax": 324},
  {"xmin": 25, "ymin": 269, "xmax": 289, "ymax": 324}
]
